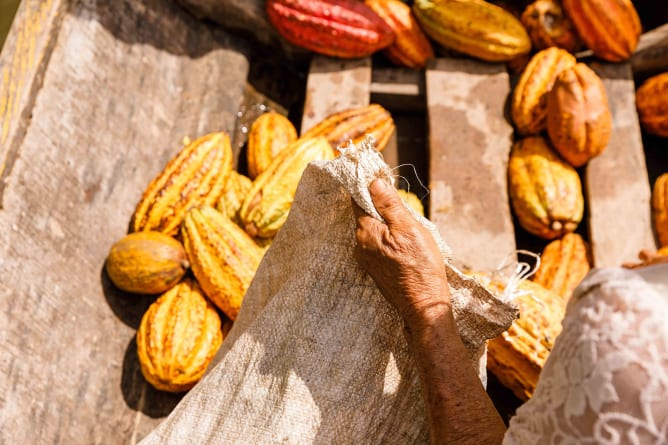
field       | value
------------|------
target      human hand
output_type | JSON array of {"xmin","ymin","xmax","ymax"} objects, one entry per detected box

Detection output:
[{"xmin": 352, "ymin": 179, "xmax": 451, "ymax": 328}]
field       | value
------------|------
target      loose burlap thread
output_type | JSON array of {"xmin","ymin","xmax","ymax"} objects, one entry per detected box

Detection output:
[{"xmin": 139, "ymin": 139, "xmax": 518, "ymax": 445}]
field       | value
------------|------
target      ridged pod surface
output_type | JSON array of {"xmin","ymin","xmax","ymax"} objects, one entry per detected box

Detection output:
[
  {"xmin": 520, "ymin": 0, "xmax": 582, "ymax": 52},
  {"xmin": 397, "ymin": 189, "xmax": 425, "ymax": 217},
  {"xmin": 508, "ymin": 136, "xmax": 584, "ymax": 240},
  {"xmin": 636, "ymin": 72, "xmax": 668, "ymax": 138},
  {"xmin": 365, "ymin": 0, "xmax": 434, "ymax": 69},
  {"xmin": 487, "ymin": 279, "xmax": 565, "ymax": 401},
  {"xmin": 532, "ymin": 232, "xmax": 591, "ymax": 303},
  {"xmin": 182, "ymin": 206, "xmax": 264, "ymax": 320},
  {"xmin": 562, "ymin": 0, "xmax": 641, "ymax": 62},
  {"xmin": 217, "ymin": 171, "xmax": 253, "ymax": 225},
  {"xmin": 412, "ymin": 0, "xmax": 531, "ymax": 62},
  {"xmin": 653, "ymin": 173, "xmax": 668, "ymax": 247},
  {"xmin": 130, "ymin": 132, "xmax": 233, "ymax": 236},
  {"xmin": 105, "ymin": 231, "xmax": 189, "ymax": 295},
  {"xmin": 240, "ymin": 137, "xmax": 335, "ymax": 239},
  {"xmin": 546, "ymin": 63, "xmax": 612, "ymax": 167},
  {"xmin": 511, "ymin": 47, "xmax": 576, "ymax": 135},
  {"xmin": 247, "ymin": 112, "xmax": 298, "ymax": 179},
  {"xmin": 265, "ymin": 0, "xmax": 395, "ymax": 58},
  {"xmin": 136, "ymin": 278, "xmax": 223, "ymax": 392},
  {"xmin": 301, "ymin": 104, "xmax": 395, "ymax": 153}
]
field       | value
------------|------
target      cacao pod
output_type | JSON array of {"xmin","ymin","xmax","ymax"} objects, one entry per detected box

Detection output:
[
  {"xmin": 562, "ymin": 0, "xmax": 641, "ymax": 62},
  {"xmin": 508, "ymin": 136, "xmax": 584, "ymax": 240},
  {"xmin": 217, "ymin": 170, "xmax": 253, "ymax": 225},
  {"xmin": 130, "ymin": 132, "xmax": 233, "ymax": 236},
  {"xmin": 265, "ymin": 0, "xmax": 395, "ymax": 58},
  {"xmin": 397, "ymin": 189, "xmax": 425, "ymax": 217},
  {"xmin": 636, "ymin": 72, "xmax": 668, "ymax": 138},
  {"xmin": 412, "ymin": 0, "xmax": 531, "ymax": 62},
  {"xmin": 136, "ymin": 278, "xmax": 223, "ymax": 392},
  {"xmin": 247, "ymin": 112, "xmax": 298, "ymax": 179},
  {"xmin": 301, "ymin": 104, "xmax": 395, "ymax": 153},
  {"xmin": 520, "ymin": 0, "xmax": 582, "ymax": 53},
  {"xmin": 653, "ymin": 173, "xmax": 668, "ymax": 247},
  {"xmin": 660, "ymin": 246, "xmax": 668, "ymax": 257},
  {"xmin": 365, "ymin": 0, "xmax": 434, "ymax": 69},
  {"xmin": 511, "ymin": 47, "xmax": 576, "ymax": 135},
  {"xmin": 532, "ymin": 232, "xmax": 591, "ymax": 303},
  {"xmin": 486, "ymin": 279, "xmax": 565, "ymax": 401},
  {"xmin": 240, "ymin": 136, "xmax": 334, "ymax": 239},
  {"xmin": 105, "ymin": 231, "xmax": 189, "ymax": 295},
  {"xmin": 182, "ymin": 206, "xmax": 265, "ymax": 320},
  {"xmin": 546, "ymin": 63, "xmax": 612, "ymax": 167}
]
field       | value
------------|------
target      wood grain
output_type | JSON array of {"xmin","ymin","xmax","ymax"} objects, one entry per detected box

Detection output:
[
  {"xmin": 0, "ymin": 0, "xmax": 249, "ymax": 443},
  {"xmin": 587, "ymin": 62, "xmax": 657, "ymax": 267},
  {"xmin": 426, "ymin": 58, "xmax": 516, "ymax": 272},
  {"xmin": 631, "ymin": 22, "xmax": 668, "ymax": 79}
]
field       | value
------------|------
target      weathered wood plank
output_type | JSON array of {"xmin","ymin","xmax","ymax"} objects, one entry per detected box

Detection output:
[
  {"xmin": 0, "ymin": 1, "xmax": 249, "ymax": 443},
  {"xmin": 370, "ymin": 67, "xmax": 425, "ymax": 112},
  {"xmin": 426, "ymin": 58, "xmax": 516, "ymax": 272},
  {"xmin": 586, "ymin": 62, "xmax": 657, "ymax": 267},
  {"xmin": 631, "ymin": 22, "xmax": 668, "ymax": 79}
]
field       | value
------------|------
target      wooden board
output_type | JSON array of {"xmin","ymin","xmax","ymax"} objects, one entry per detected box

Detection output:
[
  {"xmin": 426, "ymin": 58, "xmax": 517, "ymax": 272},
  {"xmin": 0, "ymin": 0, "xmax": 250, "ymax": 443},
  {"xmin": 587, "ymin": 62, "xmax": 657, "ymax": 267}
]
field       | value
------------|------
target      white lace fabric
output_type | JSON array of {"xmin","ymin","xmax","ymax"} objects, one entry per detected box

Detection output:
[{"xmin": 504, "ymin": 268, "xmax": 668, "ymax": 445}]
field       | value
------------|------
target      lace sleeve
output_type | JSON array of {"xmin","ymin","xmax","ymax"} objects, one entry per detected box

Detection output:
[{"xmin": 503, "ymin": 267, "xmax": 668, "ymax": 445}]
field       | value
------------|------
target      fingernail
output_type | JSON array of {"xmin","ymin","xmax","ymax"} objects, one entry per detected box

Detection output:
[{"xmin": 370, "ymin": 178, "xmax": 390, "ymax": 194}]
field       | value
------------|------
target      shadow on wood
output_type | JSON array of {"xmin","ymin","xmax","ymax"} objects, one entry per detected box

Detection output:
[{"xmin": 100, "ymin": 265, "xmax": 156, "ymax": 330}]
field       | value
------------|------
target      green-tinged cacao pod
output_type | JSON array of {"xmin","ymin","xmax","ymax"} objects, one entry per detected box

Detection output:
[
  {"xmin": 105, "ymin": 231, "xmax": 189, "ymax": 295},
  {"xmin": 301, "ymin": 104, "xmax": 395, "ymax": 153},
  {"xmin": 562, "ymin": 0, "xmax": 641, "ymax": 62},
  {"xmin": 182, "ymin": 206, "xmax": 265, "ymax": 320},
  {"xmin": 508, "ymin": 136, "xmax": 584, "ymax": 240},
  {"xmin": 247, "ymin": 112, "xmax": 298, "ymax": 179},
  {"xmin": 413, "ymin": 0, "xmax": 531, "ymax": 62},
  {"xmin": 265, "ymin": 0, "xmax": 395, "ymax": 58},
  {"xmin": 546, "ymin": 63, "xmax": 612, "ymax": 167},
  {"xmin": 636, "ymin": 72, "xmax": 668, "ymax": 138},
  {"xmin": 365, "ymin": 0, "xmax": 435, "ymax": 69},
  {"xmin": 532, "ymin": 232, "xmax": 591, "ymax": 303},
  {"xmin": 136, "ymin": 278, "xmax": 223, "ymax": 392},
  {"xmin": 654, "ymin": 173, "xmax": 668, "ymax": 247},
  {"xmin": 398, "ymin": 189, "xmax": 425, "ymax": 217},
  {"xmin": 217, "ymin": 171, "xmax": 253, "ymax": 225},
  {"xmin": 130, "ymin": 132, "xmax": 233, "ymax": 236},
  {"xmin": 511, "ymin": 47, "xmax": 576, "ymax": 135},
  {"xmin": 240, "ymin": 137, "xmax": 335, "ymax": 239},
  {"xmin": 520, "ymin": 0, "xmax": 582, "ymax": 53}
]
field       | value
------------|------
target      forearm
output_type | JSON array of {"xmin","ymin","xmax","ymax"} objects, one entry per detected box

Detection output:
[{"xmin": 405, "ymin": 305, "xmax": 506, "ymax": 445}]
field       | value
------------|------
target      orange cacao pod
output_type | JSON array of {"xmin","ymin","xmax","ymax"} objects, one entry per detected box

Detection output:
[
  {"xmin": 546, "ymin": 63, "xmax": 612, "ymax": 167},
  {"xmin": 130, "ymin": 132, "xmax": 233, "ymax": 236},
  {"xmin": 365, "ymin": 0, "xmax": 434, "ymax": 69},
  {"xmin": 247, "ymin": 112, "xmax": 298, "ymax": 179},
  {"xmin": 136, "ymin": 278, "xmax": 223, "ymax": 392},
  {"xmin": 636, "ymin": 72, "xmax": 668, "ymax": 138},
  {"xmin": 659, "ymin": 246, "xmax": 668, "ymax": 257},
  {"xmin": 301, "ymin": 104, "xmax": 395, "ymax": 153},
  {"xmin": 532, "ymin": 233, "xmax": 591, "ymax": 303},
  {"xmin": 511, "ymin": 47, "xmax": 576, "ymax": 135},
  {"xmin": 562, "ymin": 0, "xmax": 641, "ymax": 62},
  {"xmin": 265, "ymin": 0, "xmax": 395, "ymax": 58},
  {"xmin": 520, "ymin": 0, "xmax": 582, "ymax": 53},
  {"xmin": 508, "ymin": 136, "xmax": 584, "ymax": 240},
  {"xmin": 653, "ymin": 173, "xmax": 668, "ymax": 247}
]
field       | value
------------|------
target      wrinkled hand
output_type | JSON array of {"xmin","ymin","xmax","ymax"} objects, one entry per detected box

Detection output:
[{"xmin": 353, "ymin": 179, "xmax": 451, "ymax": 327}]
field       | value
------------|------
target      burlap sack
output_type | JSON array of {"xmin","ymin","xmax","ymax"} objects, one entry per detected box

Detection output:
[{"xmin": 139, "ymin": 139, "xmax": 518, "ymax": 445}]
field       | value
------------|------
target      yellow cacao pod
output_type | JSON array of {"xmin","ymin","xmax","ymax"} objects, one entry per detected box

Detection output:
[
  {"xmin": 130, "ymin": 132, "xmax": 233, "ymax": 236},
  {"xmin": 520, "ymin": 0, "xmax": 582, "ymax": 53},
  {"xmin": 182, "ymin": 206, "xmax": 264, "ymax": 320},
  {"xmin": 653, "ymin": 173, "xmax": 668, "ymax": 247},
  {"xmin": 562, "ymin": 0, "xmax": 641, "ymax": 62},
  {"xmin": 397, "ymin": 189, "xmax": 425, "ymax": 217},
  {"xmin": 659, "ymin": 246, "xmax": 668, "ymax": 257},
  {"xmin": 217, "ymin": 170, "xmax": 253, "ymax": 225},
  {"xmin": 532, "ymin": 232, "xmax": 591, "ymax": 303},
  {"xmin": 636, "ymin": 72, "xmax": 668, "ymax": 138},
  {"xmin": 511, "ymin": 47, "xmax": 576, "ymax": 135},
  {"xmin": 301, "ymin": 104, "xmax": 395, "ymax": 154},
  {"xmin": 546, "ymin": 63, "xmax": 612, "ymax": 167},
  {"xmin": 508, "ymin": 136, "xmax": 584, "ymax": 240},
  {"xmin": 239, "ymin": 137, "xmax": 335, "ymax": 239},
  {"xmin": 412, "ymin": 0, "xmax": 531, "ymax": 62},
  {"xmin": 247, "ymin": 112, "xmax": 298, "ymax": 179},
  {"xmin": 105, "ymin": 231, "xmax": 189, "ymax": 295},
  {"xmin": 136, "ymin": 278, "xmax": 223, "ymax": 392}
]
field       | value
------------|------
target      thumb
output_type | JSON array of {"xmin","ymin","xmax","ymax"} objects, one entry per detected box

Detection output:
[{"xmin": 369, "ymin": 179, "xmax": 411, "ymax": 226}]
